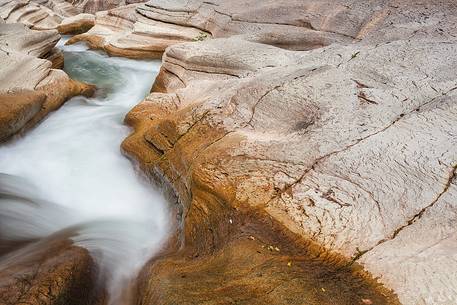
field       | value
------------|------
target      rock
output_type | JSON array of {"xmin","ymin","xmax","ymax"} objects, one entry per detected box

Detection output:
[
  {"xmin": 67, "ymin": 4, "xmax": 205, "ymax": 59},
  {"xmin": 0, "ymin": 0, "xmax": 63, "ymax": 30},
  {"xmin": 57, "ymin": 13, "xmax": 95, "ymax": 34},
  {"xmin": 0, "ymin": 90, "xmax": 45, "ymax": 142},
  {"xmin": 0, "ymin": 23, "xmax": 95, "ymax": 142},
  {"xmin": 67, "ymin": 0, "xmax": 410, "ymax": 58},
  {"xmin": 0, "ymin": 236, "xmax": 103, "ymax": 305},
  {"xmin": 63, "ymin": 0, "xmax": 147, "ymax": 14},
  {"xmin": 122, "ymin": 1, "xmax": 457, "ymax": 304},
  {"xmin": 0, "ymin": 0, "xmax": 144, "ymax": 30},
  {"xmin": 32, "ymin": 0, "xmax": 80, "ymax": 17},
  {"xmin": 0, "ymin": 23, "xmax": 59, "ymax": 58}
]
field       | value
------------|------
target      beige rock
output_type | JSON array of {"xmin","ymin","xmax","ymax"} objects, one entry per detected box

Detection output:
[
  {"xmin": 0, "ymin": 0, "xmax": 144, "ymax": 30},
  {"xmin": 57, "ymin": 13, "xmax": 95, "ymax": 34},
  {"xmin": 0, "ymin": 0, "xmax": 63, "ymax": 30},
  {"xmin": 64, "ymin": 0, "xmax": 147, "ymax": 14},
  {"xmin": 68, "ymin": 4, "xmax": 206, "ymax": 59},
  {"xmin": 32, "ymin": 0, "xmax": 80, "ymax": 17},
  {"xmin": 122, "ymin": 2, "xmax": 457, "ymax": 303},
  {"xmin": 0, "ymin": 23, "xmax": 94, "ymax": 141}
]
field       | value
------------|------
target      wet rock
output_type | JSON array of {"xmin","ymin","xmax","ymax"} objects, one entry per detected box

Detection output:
[
  {"xmin": 0, "ymin": 90, "xmax": 45, "ymax": 142},
  {"xmin": 0, "ymin": 237, "xmax": 103, "ymax": 305},
  {"xmin": 0, "ymin": 22, "xmax": 95, "ymax": 142}
]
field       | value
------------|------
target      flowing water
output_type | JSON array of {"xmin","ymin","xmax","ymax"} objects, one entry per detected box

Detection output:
[{"xmin": 0, "ymin": 39, "xmax": 169, "ymax": 304}]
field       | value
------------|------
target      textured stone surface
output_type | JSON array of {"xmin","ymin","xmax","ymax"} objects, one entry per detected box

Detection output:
[
  {"xmin": 57, "ymin": 12, "xmax": 94, "ymax": 34},
  {"xmin": 0, "ymin": 237, "xmax": 102, "ymax": 305},
  {"xmin": 0, "ymin": 0, "xmax": 64, "ymax": 30},
  {"xmin": 121, "ymin": 1, "xmax": 457, "ymax": 304},
  {"xmin": 0, "ymin": 22, "xmax": 95, "ymax": 142},
  {"xmin": 67, "ymin": 3, "xmax": 206, "ymax": 59},
  {"xmin": 0, "ymin": 0, "xmax": 144, "ymax": 30},
  {"xmin": 59, "ymin": 0, "xmax": 147, "ymax": 14}
]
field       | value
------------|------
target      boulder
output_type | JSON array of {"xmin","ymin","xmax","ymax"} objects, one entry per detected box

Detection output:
[
  {"xmin": 0, "ymin": 237, "xmax": 103, "ymax": 305},
  {"xmin": 0, "ymin": 22, "xmax": 95, "ymax": 142}
]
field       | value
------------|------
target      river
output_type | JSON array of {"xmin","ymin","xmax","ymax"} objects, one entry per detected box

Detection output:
[{"xmin": 0, "ymin": 38, "xmax": 169, "ymax": 304}]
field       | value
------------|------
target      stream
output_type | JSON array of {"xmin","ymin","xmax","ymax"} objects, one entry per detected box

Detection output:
[{"xmin": 0, "ymin": 39, "xmax": 169, "ymax": 304}]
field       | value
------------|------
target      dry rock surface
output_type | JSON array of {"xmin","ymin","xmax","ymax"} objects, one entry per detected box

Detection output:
[
  {"xmin": 57, "ymin": 12, "xmax": 95, "ymax": 34},
  {"xmin": 117, "ymin": 1, "xmax": 457, "ymax": 305},
  {"xmin": 0, "ymin": 0, "xmax": 142, "ymax": 30}
]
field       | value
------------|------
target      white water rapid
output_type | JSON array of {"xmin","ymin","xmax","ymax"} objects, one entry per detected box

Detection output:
[{"xmin": 0, "ymin": 39, "xmax": 169, "ymax": 304}]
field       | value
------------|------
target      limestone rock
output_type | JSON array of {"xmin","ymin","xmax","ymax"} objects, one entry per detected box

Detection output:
[
  {"xmin": 122, "ymin": 2, "xmax": 457, "ymax": 304},
  {"xmin": 0, "ymin": 0, "xmax": 63, "ymax": 30},
  {"xmin": 0, "ymin": 0, "xmax": 144, "ymax": 30},
  {"xmin": 0, "ymin": 90, "xmax": 45, "ymax": 142},
  {"xmin": 32, "ymin": 0, "xmax": 80, "ymax": 17},
  {"xmin": 67, "ymin": 4, "xmax": 205, "ymax": 59},
  {"xmin": 57, "ymin": 13, "xmax": 95, "ymax": 34},
  {"xmin": 0, "ymin": 237, "xmax": 101, "ymax": 305},
  {"xmin": 0, "ymin": 23, "xmax": 95, "ymax": 141},
  {"xmin": 63, "ymin": 0, "xmax": 147, "ymax": 14}
]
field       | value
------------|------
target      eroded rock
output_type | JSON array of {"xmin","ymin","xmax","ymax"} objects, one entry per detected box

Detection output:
[
  {"xmin": 67, "ymin": 3, "xmax": 206, "ymax": 59},
  {"xmin": 0, "ymin": 22, "xmax": 95, "ymax": 142},
  {"xmin": 57, "ymin": 13, "xmax": 95, "ymax": 34},
  {"xmin": 122, "ymin": 2, "xmax": 457, "ymax": 304},
  {"xmin": 0, "ymin": 0, "xmax": 64, "ymax": 30},
  {"xmin": 0, "ymin": 237, "xmax": 102, "ymax": 305}
]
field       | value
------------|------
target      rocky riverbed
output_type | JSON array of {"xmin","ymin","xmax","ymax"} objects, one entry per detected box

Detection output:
[{"xmin": 1, "ymin": 1, "xmax": 456, "ymax": 305}]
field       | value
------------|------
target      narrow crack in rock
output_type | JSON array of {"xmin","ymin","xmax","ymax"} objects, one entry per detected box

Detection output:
[{"xmin": 354, "ymin": 163, "xmax": 457, "ymax": 261}]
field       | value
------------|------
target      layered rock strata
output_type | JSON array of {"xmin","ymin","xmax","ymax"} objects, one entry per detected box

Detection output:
[
  {"xmin": 0, "ymin": 0, "xmax": 143, "ymax": 30},
  {"xmin": 0, "ymin": 22, "xmax": 94, "ymax": 142},
  {"xmin": 57, "ymin": 12, "xmax": 94, "ymax": 34},
  {"xmin": 67, "ymin": 3, "xmax": 206, "ymax": 59},
  {"xmin": 0, "ymin": 0, "xmax": 66, "ymax": 30}
]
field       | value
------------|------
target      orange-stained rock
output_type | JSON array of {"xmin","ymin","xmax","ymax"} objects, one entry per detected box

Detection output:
[
  {"xmin": 122, "ymin": 2, "xmax": 457, "ymax": 304},
  {"xmin": 0, "ymin": 22, "xmax": 95, "ymax": 142},
  {"xmin": 0, "ymin": 237, "xmax": 104, "ymax": 305},
  {"xmin": 57, "ymin": 13, "xmax": 95, "ymax": 34},
  {"xmin": 0, "ymin": 90, "xmax": 45, "ymax": 142}
]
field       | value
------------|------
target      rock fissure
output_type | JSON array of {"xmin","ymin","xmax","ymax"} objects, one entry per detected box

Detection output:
[{"xmin": 355, "ymin": 163, "xmax": 457, "ymax": 260}]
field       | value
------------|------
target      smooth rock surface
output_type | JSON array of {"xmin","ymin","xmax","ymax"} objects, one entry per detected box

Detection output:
[
  {"xmin": 68, "ymin": 3, "xmax": 206, "ymax": 59},
  {"xmin": 121, "ymin": 1, "xmax": 457, "ymax": 304},
  {"xmin": 0, "ymin": 22, "xmax": 94, "ymax": 141},
  {"xmin": 0, "ymin": 0, "xmax": 63, "ymax": 30},
  {"xmin": 57, "ymin": 12, "xmax": 94, "ymax": 34},
  {"xmin": 0, "ymin": 237, "xmax": 103, "ymax": 305}
]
